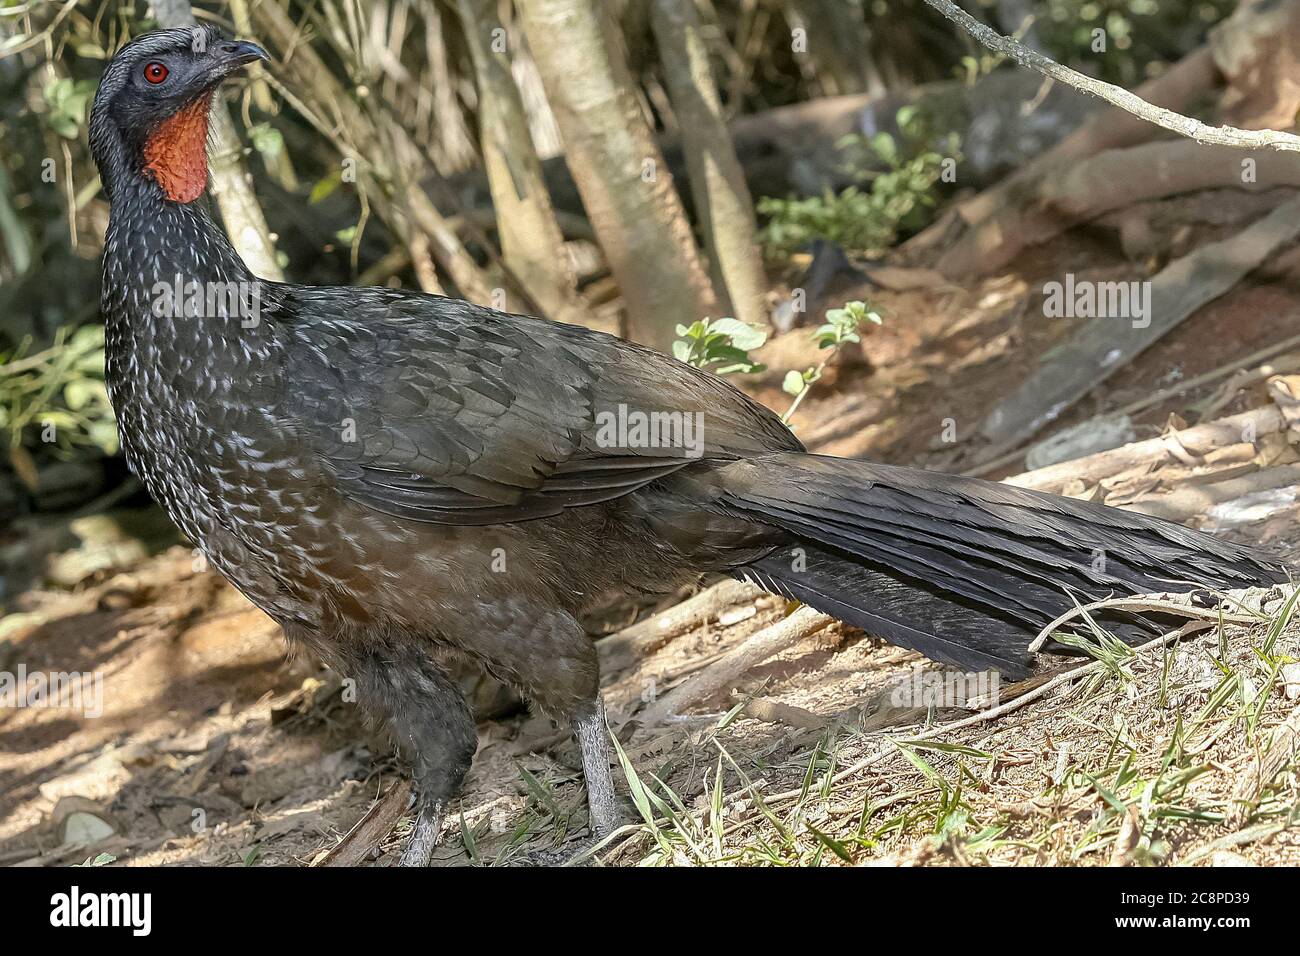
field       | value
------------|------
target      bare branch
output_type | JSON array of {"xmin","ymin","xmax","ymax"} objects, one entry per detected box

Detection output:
[{"xmin": 923, "ymin": 0, "xmax": 1300, "ymax": 153}]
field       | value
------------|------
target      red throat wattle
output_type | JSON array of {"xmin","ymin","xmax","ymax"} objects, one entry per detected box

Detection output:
[{"xmin": 142, "ymin": 96, "xmax": 210, "ymax": 203}]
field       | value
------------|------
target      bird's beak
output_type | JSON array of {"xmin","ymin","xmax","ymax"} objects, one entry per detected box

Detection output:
[
  {"xmin": 193, "ymin": 39, "xmax": 269, "ymax": 93},
  {"xmin": 214, "ymin": 39, "xmax": 270, "ymax": 74}
]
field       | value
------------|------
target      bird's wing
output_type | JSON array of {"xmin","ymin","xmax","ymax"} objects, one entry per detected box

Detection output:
[{"xmin": 279, "ymin": 289, "xmax": 799, "ymax": 524}]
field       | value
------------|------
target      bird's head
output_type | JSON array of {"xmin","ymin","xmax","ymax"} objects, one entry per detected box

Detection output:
[{"xmin": 89, "ymin": 25, "xmax": 267, "ymax": 204}]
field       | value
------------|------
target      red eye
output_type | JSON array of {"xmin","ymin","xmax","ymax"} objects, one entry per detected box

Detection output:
[{"xmin": 143, "ymin": 61, "xmax": 169, "ymax": 84}]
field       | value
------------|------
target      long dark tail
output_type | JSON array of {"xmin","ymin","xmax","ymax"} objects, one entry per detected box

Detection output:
[{"xmin": 717, "ymin": 454, "xmax": 1289, "ymax": 679}]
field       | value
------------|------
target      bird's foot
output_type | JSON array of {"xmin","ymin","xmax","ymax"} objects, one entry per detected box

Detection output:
[{"xmin": 396, "ymin": 800, "xmax": 443, "ymax": 867}]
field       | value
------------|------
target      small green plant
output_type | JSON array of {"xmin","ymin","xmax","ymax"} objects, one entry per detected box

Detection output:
[
  {"xmin": 42, "ymin": 77, "xmax": 96, "ymax": 139},
  {"xmin": 0, "ymin": 324, "xmax": 118, "ymax": 460},
  {"xmin": 758, "ymin": 106, "xmax": 960, "ymax": 258},
  {"xmin": 782, "ymin": 301, "xmax": 881, "ymax": 425},
  {"xmin": 672, "ymin": 317, "xmax": 768, "ymax": 375}
]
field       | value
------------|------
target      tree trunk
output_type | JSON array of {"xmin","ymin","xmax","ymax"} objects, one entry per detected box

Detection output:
[
  {"xmin": 518, "ymin": 0, "xmax": 717, "ymax": 351},
  {"xmin": 456, "ymin": 0, "xmax": 587, "ymax": 323},
  {"xmin": 650, "ymin": 0, "xmax": 768, "ymax": 330}
]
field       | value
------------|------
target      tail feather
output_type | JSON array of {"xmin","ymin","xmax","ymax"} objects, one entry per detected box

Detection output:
[
  {"xmin": 736, "ymin": 493, "xmax": 1093, "ymax": 621},
  {"xmin": 740, "ymin": 546, "xmax": 1043, "ymax": 676},
  {"xmin": 718, "ymin": 454, "xmax": 1289, "ymax": 676}
]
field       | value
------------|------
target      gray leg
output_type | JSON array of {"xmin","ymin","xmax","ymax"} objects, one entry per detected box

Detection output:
[
  {"xmin": 452, "ymin": 607, "xmax": 624, "ymax": 842},
  {"xmin": 572, "ymin": 696, "xmax": 622, "ymax": 836},
  {"xmin": 398, "ymin": 800, "xmax": 444, "ymax": 867}
]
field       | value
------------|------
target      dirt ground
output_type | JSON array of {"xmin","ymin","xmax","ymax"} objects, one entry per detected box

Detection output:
[{"xmin": 4, "ymin": 189, "xmax": 1300, "ymax": 866}]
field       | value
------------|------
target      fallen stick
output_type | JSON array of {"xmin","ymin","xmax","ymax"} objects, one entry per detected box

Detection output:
[
  {"xmin": 316, "ymin": 780, "xmax": 412, "ymax": 867},
  {"xmin": 1003, "ymin": 406, "xmax": 1284, "ymax": 493},
  {"xmin": 609, "ymin": 619, "xmax": 1222, "ymax": 863},
  {"xmin": 939, "ymin": 139, "xmax": 1300, "ymax": 277},
  {"xmin": 1102, "ymin": 344, "xmax": 1300, "ymax": 427},
  {"xmin": 904, "ymin": 44, "xmax": 1217, "ymax": 263},
  {"xmin": 598, "ymin": 578, "xmax": 761, "ymax": 673},
  {"xmin": 638, "ymin": 605, "xmax": 833, "ymax": 725},
  {"xmin": 790, "ymin": 626, "xmax": 1217, "ymax": 791},
  {"xmin": 961, "ymin": 385, "xmax": 1284, "ymax": 481},
  {"xmin": 913, "ymin": 0, "xmax": 1300, "ymax": 278},
  {"xmin": 1126, "ymin": 463, "xmax": 1300, "ymax": 522}
]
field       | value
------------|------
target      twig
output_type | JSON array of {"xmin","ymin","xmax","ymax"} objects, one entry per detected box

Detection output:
[
  {"xmin": 1179, "ymin": 817, "xmax": 1296, "ymax": 866},
  {"xmin": 741, "ymin": 621, "xmax": 1212, "ymax": 817},
  {"xmin": 922, "ymin": 0, "xmax": 1300, "ymax": 152},
  {"xmin": 781, "ymin": 349, "xmax": 836, "ymax": 426},
  {"xmin": 315, "ymin": 780, "xmax": 411, "ymax": 867},
  {"xmin": 598, "ymin": 578, "xmax": 761, "ymax": 673},
  {"xmin": 1026, "ymin": 590, "xmax": 1276, "ymax": 653},
  {"xmin": 964, "ymin": 339, "xmax": 1300, "ymax": 479},
  {"xmin": 638, "ymin": 605, "xmax": 833, "ymax": 725},
  {"xmin": 601, "ymin": 618, "xmax": 1254, "ymax": 864}
]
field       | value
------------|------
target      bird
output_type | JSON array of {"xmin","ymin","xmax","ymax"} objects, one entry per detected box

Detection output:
[{"xmin": 91, "ymin": 27, "xmax": 1287, "ymax": 866}]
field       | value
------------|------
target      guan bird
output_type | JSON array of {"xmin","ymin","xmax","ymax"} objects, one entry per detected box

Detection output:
[{"xmin": 91, "ymin": 27, "xmax": 1288, "ymax": 865}]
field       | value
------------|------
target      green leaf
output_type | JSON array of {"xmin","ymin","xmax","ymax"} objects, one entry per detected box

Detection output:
[
  {"xmin": 248, "ymin": 123, "xmax": 284, "ymax": 159},
  {"xmin": 44, "ymin": 77, "xmax": 73, "ymax": 106},
  {"xmin": 805, "ymin": 822, "xmax": 854, "ymax": 863},
  {"xmin": 309, "ymin": 169, "xmax": 343, "ymax": 204},
  {"xmin": 708, "ymin": 317, "xmax": 768, "ymax": 352},
  {"xmin": 70, "ymin": 325, "xmax": 106, "ymax": 350},
  {"xmin": 870, "ymin": 132, "xmax": 897, "ymax": 165},
  {"xmin": 782, "ymin": 370, "xmax": 806, "ymax": 396},
  {"xmin": 49, "ymin": 115, "xmax": 79, "ymax": 139}
]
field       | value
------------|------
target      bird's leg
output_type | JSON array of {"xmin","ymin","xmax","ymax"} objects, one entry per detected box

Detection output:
[
  {"xmin": 571, "ymin": 695, "xmax": 621, "ymax": 836},
  {"xmin": 398, "ymin": 795, "xmax": 444, "ymax": 867},
  {"xmin": 456, "ymin": 607, "xmax": 628, "ymax": 849},
  {"xmin": 351, "ymin": 646, "xmax": 477, "ymax": 867}
]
